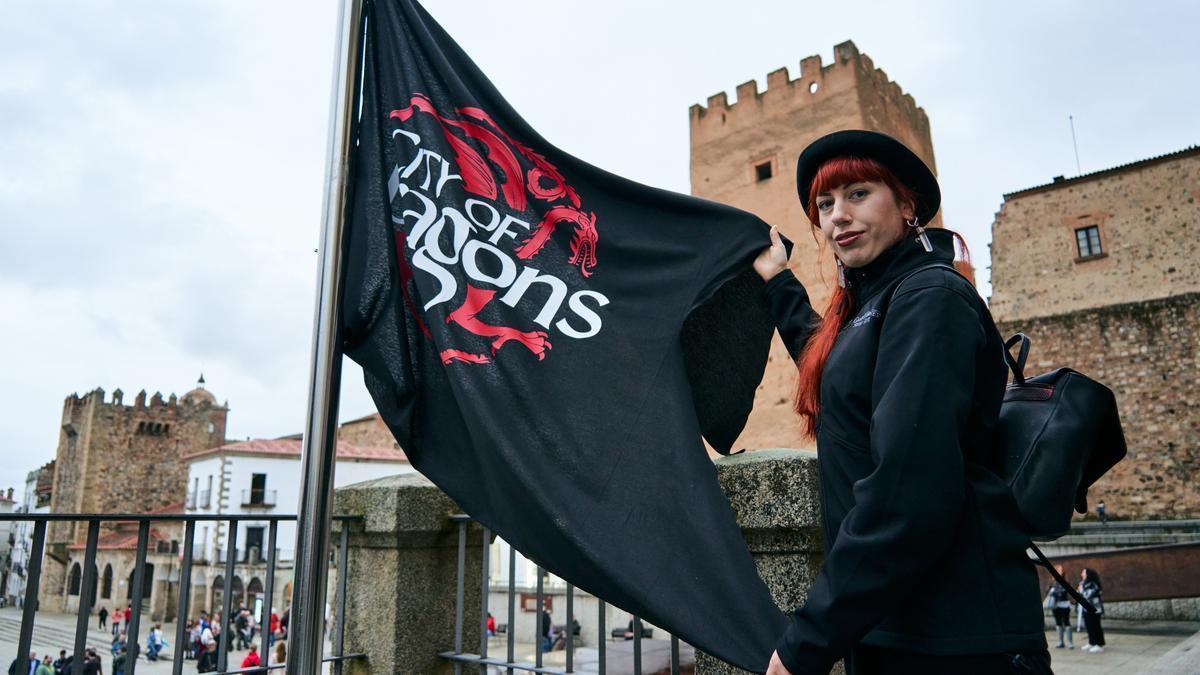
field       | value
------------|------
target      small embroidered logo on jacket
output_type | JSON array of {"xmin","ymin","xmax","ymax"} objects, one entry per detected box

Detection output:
[{"xmin": 849, "ymin": 309, "xmax": 881, "ymax": 328}]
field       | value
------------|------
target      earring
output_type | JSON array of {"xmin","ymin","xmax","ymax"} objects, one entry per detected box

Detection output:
[
  {"xmin": 908, "ymin": 216, "xmax": 933, "ymax": 253},
  {"xmin": 836, "ymin": 258, "xmax": 846, "ymax": 288}
]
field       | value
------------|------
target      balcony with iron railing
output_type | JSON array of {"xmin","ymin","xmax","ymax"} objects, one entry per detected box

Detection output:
[
  {"xmin": 198, "ymin": 489, "xmax": 211, "ymax": 509},
  {"xmin": 241, "ymin": 488, "xmax": 277, "ymax": 507},
  {"xmin": 185, "ymin": 491, "xmax": 197, "ymax": 509}
]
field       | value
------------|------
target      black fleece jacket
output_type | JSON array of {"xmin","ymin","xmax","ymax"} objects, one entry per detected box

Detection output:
[{"xmin": 765, "ymin": 229, "xmax": 1046, "ymax": 674}]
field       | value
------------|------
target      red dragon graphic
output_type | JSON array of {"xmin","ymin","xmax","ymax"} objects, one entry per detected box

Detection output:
[{"xmin": 389, "ymin": 94, "xmax": 599, "ymax": 365}]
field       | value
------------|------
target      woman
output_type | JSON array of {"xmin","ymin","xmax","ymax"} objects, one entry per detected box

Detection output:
[
  {"xmin": 1079, "ymin": 568, "xmax": 1106, "ymax": 653},
  {"xmin": 1046, "ymin": 568, "xmax": 1075, "ymax": 649},
  {"xmin": 755, "ymin": 130, "xmax": 1050, "ymax": 675},
  {"xmin": 271, "ymin": 639, "xmax": 287, "ymax": 666}
]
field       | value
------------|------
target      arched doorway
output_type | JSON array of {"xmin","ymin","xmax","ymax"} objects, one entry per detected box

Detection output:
[
  {"xmin": 101, "ymin": 564, "xmax": 113, "ymax": 599},
  {"xmin": 211, "ymin": 575, "xmax": 225, "ymax": 613},
  {"xmin": 126, "ymin": 564, "xmax": 154, "ymax": 608},
  {"xmin": 247, "ymin": 577, "xmax": 264, "ymax": 622},
  {"xmin": 231, "ymin": 575, "xmax": 245, "ymax": 609},
  {"xmin": 68, "ymin": 563, "xmax": 82, "ymax": 596}
]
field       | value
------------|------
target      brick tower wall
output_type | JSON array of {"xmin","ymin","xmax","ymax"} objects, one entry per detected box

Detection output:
[{"xmin": 689, "ymin": 40, "xmax": 939, "ymax": 451}]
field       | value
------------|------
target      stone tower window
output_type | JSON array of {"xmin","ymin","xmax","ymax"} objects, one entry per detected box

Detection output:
[
  {"xmin": 1075, "ymin": 225, "xmax": 1103, "ymax": 259},
  {"xmin": 754, "ymin": 160, "xmax": 773, "ymax": 182}
]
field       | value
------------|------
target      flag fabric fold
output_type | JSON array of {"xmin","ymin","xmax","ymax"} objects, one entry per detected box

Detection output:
[{"xmin": 341, "ymin": 1, "xmax": 787, "ymax": 669}]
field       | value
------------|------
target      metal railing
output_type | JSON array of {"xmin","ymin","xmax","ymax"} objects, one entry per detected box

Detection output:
[
  {"xmin": 241, "ymin": 489, "xmax": 277, "ymax": 507},
  {"xmin": 198, "ymin": 490, "xmax": 212, "ymax": 509},
  {"xmin": 186, "ymin": 492, "xmax": 197, "ymax": 509},
  {"xmin": 0, "ymin": 512, "xmax": 364, "ymax": 675},
  {"xmin": 439, "ymin": 515, "xmax": 682, "ymax": 675}
]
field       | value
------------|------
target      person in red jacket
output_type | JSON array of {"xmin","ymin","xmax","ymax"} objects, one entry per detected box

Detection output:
[{"xmin": 241, "ymin": 643, "xmax": 262, "ymax": 670}]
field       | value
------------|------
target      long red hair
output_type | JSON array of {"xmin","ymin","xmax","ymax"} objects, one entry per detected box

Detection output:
[{"xmin": 793, "ymin": 156, "xmax": 973, "ymax": 438}]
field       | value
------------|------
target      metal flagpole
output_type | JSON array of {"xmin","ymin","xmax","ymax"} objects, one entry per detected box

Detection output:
[{"xmin": 288, "ymin": 0, "xmax": 366, "ymax": 673}]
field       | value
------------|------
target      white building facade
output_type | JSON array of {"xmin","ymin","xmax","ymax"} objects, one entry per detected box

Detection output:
[
  {"xmin": 183, "ymin": 438, "xmax": 411, "ymax": 620},
  {"xmin": 5, "ymin": 465, "xmax": 52, "ymax": 607}
]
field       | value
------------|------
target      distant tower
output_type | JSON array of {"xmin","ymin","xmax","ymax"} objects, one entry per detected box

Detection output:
[
  {"xmin": 689, "ymin": 40, "xmax": 939, "ymax": 451},
  {"xmin": 40, "ymin": 380, "xmax": 229, "ymax": 611}
]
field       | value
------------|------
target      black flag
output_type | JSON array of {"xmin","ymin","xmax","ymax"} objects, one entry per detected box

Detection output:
[{"xmin": 341, "ymin": 1, "xmax": 788, "ymax": 668}]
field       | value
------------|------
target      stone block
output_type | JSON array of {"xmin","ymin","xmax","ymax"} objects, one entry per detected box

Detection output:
[{"xmin": 335, "ymin": 473, "xmax": 485, "ymax": 675}]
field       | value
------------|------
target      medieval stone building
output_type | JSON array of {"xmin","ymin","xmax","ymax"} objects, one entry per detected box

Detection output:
[
  {"xmin": 689, "ymin": 40, "xmax": 940, "ymax": 451},
  {"xmin": 40, "ymin": 378, "xmax": 228, "ymax": 612},
  {"xmin": 990, "ymin": 146, "xmax": 1200, "ymax": 520}
]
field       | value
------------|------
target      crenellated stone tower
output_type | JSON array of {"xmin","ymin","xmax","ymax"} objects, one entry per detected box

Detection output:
[
  {"xmin": 690, "ymin": 40, "xmax": 939, "ymax": 451},
  {"xmin": 40, "ymin": 376, "xmax": 228, "ymax": 610}
]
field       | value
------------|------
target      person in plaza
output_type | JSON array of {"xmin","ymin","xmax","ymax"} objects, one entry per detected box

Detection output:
[
  {"xmin": 241, "ymin": 643, "xmax": 262, "ymax": 671},
  {"xmin": 146, "ymin": 622, "xmax": 167, "ymax": 661},
  {"xmin": 8, "ymin": 651, "xmax": 37, "ymax": 675},
  {"xmin": 51, "ymin": 650, "xmax": 70, "ymax": 675},
  {"xmin": 80, "ymin": 649, "xmax": 101, "ymax": 675},
  {"xmin": 271, "ymin": 639, "xmax": 286, "ymax": 666},
  {"xmin": 110, "ymin": 632, "xmax": 125, "ymax": 658},
  {"xmin": 97, "ymin": 606, "xmax": 108, "ymax": 631},
  {"xmin": 111, "ymin": 647, "xmax": 125, "ymax": 675},
  {"xmin": 1079, "ymin": 568, "xmax": 1106, "ymax": 653},
  {"xmin": 486, "ymin": 612, "xmax": 496, "ymax": 637},
  {"xmin": 197, "ymin": 617, "xmax": 217, "ymax": 673},
  {"xmin": 1045, "ymin": 567, "xmax": 1075, "ymax": 649},
  {"xmin": 1097, "ymin": 501, "xmax": 1108, "ymax": 524},
  {"xmin": 235, "ymin": 607, "xmax": 250, "ymax": 649},
  {"xmin": 755, "ymin": 130, "xmax": 1050, "ymax": 675},
  {"xmin": 123, "ymin": 606, "xmax": 131, "ymax": 631},
  {"xmin": 33, "ymin": 656, "xmax": 52, "ymax": 675}
]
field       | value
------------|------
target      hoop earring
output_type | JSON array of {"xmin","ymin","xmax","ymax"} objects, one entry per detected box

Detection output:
[
  {"xmin": 836, "ymin": 258, "xmax": 846, "ymax": 289},
  {"xmin": 908, "ymin": 216, "xmax": 933, "ymax": 253}
]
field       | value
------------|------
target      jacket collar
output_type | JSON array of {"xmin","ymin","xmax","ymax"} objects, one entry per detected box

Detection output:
[{"xmin": 843, "ymin": 228, "xmax": 956, "ymax": 302}]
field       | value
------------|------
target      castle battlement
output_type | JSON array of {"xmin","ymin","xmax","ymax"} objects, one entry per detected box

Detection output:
[{"xmin": 689, "ymin": 41, "xmax": 929, "ymax": 144}]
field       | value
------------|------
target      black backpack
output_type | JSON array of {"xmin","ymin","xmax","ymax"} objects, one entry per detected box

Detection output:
[
  {"xmin": 997, "ymin": 332, "xmax": 1127, "ymax": 612},
  {"xmin": 997, "ymin": 333, "xmax": 1127, "ymax": 540}
]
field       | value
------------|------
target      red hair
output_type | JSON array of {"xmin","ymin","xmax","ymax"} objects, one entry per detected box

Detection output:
[{"xmin": 793, "ymin": 156, "xmax": 973, "ymax": 438}]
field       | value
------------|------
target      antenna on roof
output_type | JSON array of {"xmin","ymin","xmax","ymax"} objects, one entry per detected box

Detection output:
[{"xmin": 1069, "ymin": 115, "xmax": 1082, "ymax": 175}]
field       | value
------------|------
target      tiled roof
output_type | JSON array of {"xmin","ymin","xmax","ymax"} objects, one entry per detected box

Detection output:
[
  {"xmin": 1004, "ymin": 145, "xmax": 1200, "ymax": 199},
  {"xmin": 184, "ymin": 438, "xmax": 407, "ymax": 462},
  {"xmin": 68, "ymin": 527, "xmax": 173, "ymax": 551}
]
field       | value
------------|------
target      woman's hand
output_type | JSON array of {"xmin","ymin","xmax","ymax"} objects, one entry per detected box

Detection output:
[
  {"xmin": 766, "ymin": 649, "xmax": 792, "ymax": 675},
  {"xmin": 753, "ymin": 226, "xmax": 789, "ymax": 282}
]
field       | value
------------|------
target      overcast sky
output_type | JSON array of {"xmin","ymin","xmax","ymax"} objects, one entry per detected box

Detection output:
[{"xmin": 2, "ymin": 1, "xmax": 1197, "ymax": 499}]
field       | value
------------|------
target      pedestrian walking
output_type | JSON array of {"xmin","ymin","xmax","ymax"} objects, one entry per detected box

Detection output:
[
  {"xmin": 1098, "ymin": 501, "xmax": 1108, "ymax": 524},
  {"xmin": 757, "ymin": 130, "xmax": 1051, "ymax": 674},
  {"xmin": 1080, "ymin": 568, "xmax": 1107, "ymax": 653},
  {"xmin": 1045, "ymin": 568, "xmax": 1074, "ymax": 649},
  {"xmin": 98, "ymin": 606, "xmax": 108, "ymax": 631}
]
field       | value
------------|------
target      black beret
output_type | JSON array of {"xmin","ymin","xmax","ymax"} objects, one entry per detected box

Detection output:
[{"xmin": 795, "ymin": 129, "xmax": 941, "ymax": 224}]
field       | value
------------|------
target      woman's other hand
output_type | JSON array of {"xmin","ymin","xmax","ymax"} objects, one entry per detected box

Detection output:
[
  {"xmin": 753, "ymin": 226, "xmax": 789, "ymax": 282},
  {"xmin": 766, "ymin": 649, "xmax": 792, "ymax": 675}
]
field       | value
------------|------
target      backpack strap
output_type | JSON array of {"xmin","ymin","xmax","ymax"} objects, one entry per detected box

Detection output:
[
  {"xmin": 1004, "ymin": 334, "xmax": 1031, "ymax": 386},
  {"xmin": 1029, "ymin": 542, "xmax": 1097, "ymax": 613}
]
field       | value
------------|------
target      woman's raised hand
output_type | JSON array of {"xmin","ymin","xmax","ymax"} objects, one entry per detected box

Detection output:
[
  {"xmin": 765, "ymin": 650, "xmax": 792, "ymax": 675},
  {"xmin": 753, "ymin": 226, "xmax": 789, "ymax": 282}
]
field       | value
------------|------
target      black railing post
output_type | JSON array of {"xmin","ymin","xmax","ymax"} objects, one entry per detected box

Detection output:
[
  {"xmin": 333, "ymin": 522, "xmax": 350, "ymax": 675},
  {"xmin": 478, "ymin": 526, "xmax": 490, "ymax": 673},
  {"xmin": 72, "ymin": 520, "xmax": 101, "ymax": 672},
  {"xmin": 454, "ymin": 519, "xmax": 467, "ymax": 675},
  {"xmin": 172, "ymin": 519, "xmax": 197, "ymax": 675},
  {"xmin": 126, "ymin": 520, "xmax": 151, "ymax": 675},
  {"xmin": 670, "ymin": 636, "xmax": 680, "ymax": 675},
  {"xmin": 597, "ymin": 600, "xmax": 606, "ymax": 675},
  {"xmin": 16, "ymin": 520, "xmax": 46, "ymax": 675},
  {"xmin": 218, "ymin": 519, "xmax": 239, "ymax": 674},
  {"xmin": 262, "ymin": 519, "xmax": 279, "ymax": 668},
  {"xmin": 565, "ymin": 583, "xmax": 574, "ymax": 673},
  {"xmin": 506, "ymin": 545, "xmax": 515, "ymax": 675},
  {"xmin": 535, "ymin": 567, "xmax": 544, "ymax": 669},
  {"xmin": 633, "ymin": 616, "xmax": 643, "ymax": 675}
]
